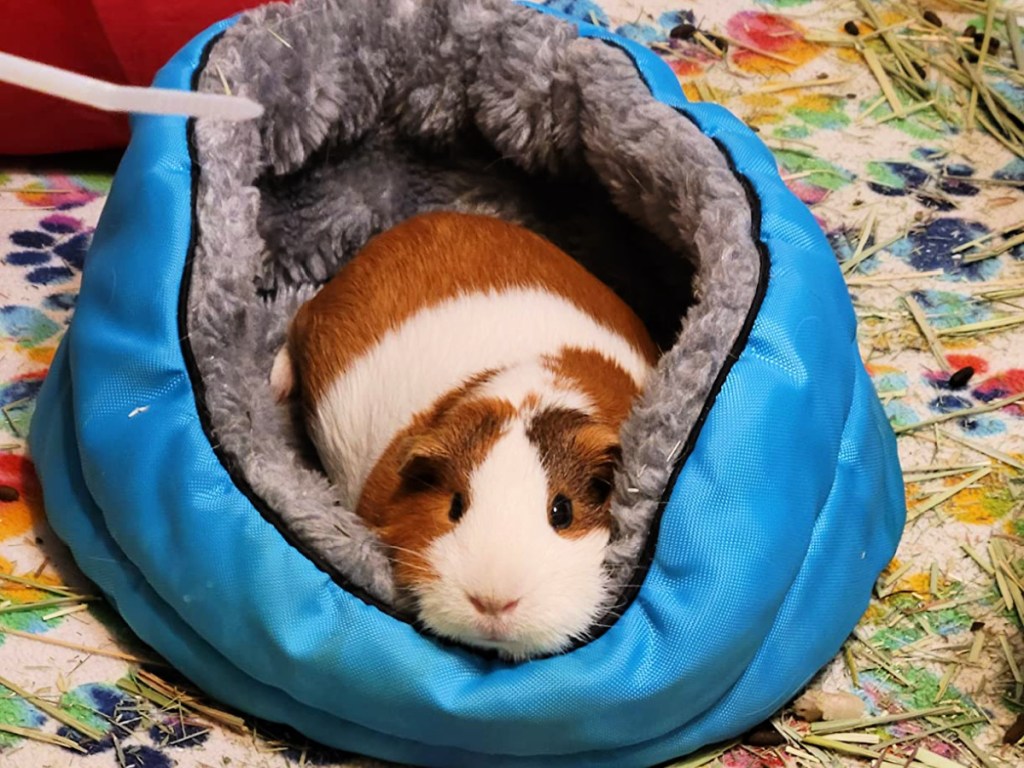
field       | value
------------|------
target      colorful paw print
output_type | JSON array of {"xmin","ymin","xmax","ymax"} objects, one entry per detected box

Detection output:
[
  {"xmin": 0, "ymin": 557, "xmax": 70, "ymax": 635},
  {"xmin": 0, "ymin": 306, "xmax": 60, "ymax": 349},
  {"xmin": 5, "ymin": 213, "xmax": 90, "ymax": 293},
  {"xmin": 1, "ymin": 214, "xmax": 87, "ymax": 369},
  {"xmin": 910, "ymin": 291, "xmax": 992, "ymax": 331},
  {"xmin": 7, "ymin": 173, "xmax": 109, "ymax": 211},
  {"xmin": 0, "ymin": 305, "xmax": 63, "ymax": 367},
  {"xmin": 0, "ymin": 687, "xmax": 45, "ymax": 749},
  {"xmin": 889, "ymin": 219, "xmax": 1000, "ymax": 281},
  {"xmin": 876, "ymin": 349, "xmax": 1024, "ymax": 437},
  {"xmin": 776, "ymin": 151, "xmax": 855, "ymax": 206},
  {"xmin": 609, "ymin": 9, "xmax": 693, "ymax": 45},
  {"xmin": 0, "ymin": 455, "xmax": 42, "ymax": 543},
  {"xmin": 972, "ymin": 368, "xmax": 1024, "ymax": 418},
  {"xmin": 0, "ymin": 683, "xmax": 215, "ymax": 766},
  {"xmin": 725, "ymin": 12, "xmax": 823, "ymax": 74},
  {"xmin": 0, "ymin": 372, "xmax": 46, "ymax": 441},
  {"xmin": 994, "ymin": 156, "xmax": 1024, "ymax": 183},
  {"xmin": 866, "ymin": 152, "xmax": 980, "ymax": 212},
  {"xmin": 601, "ymin": 10, "xmax": 723, "ymax": 79},
  {"xmin": 921, "ymin": 354, "xmax": 1024, "ymax": 435},
  {"xmin": 829, "ymin": 222, "xmax": 884, "ymax": 273},
  {"xmin": 53, "ymin": 686, "xmax": 174, "ymax": 766}
]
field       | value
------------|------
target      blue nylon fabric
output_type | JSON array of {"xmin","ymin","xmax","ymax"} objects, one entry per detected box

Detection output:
[
  {"xmin": 31, "ymin": 340, "xmax": 901, "ymax": 768},
  {"xmin": 29, "ymin": 4, "xmax": 905, "ymax": 765}
]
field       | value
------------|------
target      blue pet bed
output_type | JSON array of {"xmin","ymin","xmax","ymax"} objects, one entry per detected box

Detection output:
[{"xmin": 30, "ymin": 0, "xmax": 905, "ymax": 765}]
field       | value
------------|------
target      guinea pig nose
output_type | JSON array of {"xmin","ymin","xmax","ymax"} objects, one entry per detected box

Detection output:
[{"xmin": 467, "ymin": 593, "xmax": 520, "ymax": 616}]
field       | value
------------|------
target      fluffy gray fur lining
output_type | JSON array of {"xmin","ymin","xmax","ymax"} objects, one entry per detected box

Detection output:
[{"xmin": 187, "ymin": 0, "xmax": 760, "ymax": 619}]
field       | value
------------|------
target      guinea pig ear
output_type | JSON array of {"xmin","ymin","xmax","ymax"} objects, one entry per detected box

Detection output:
[
  {"xmin": 577, "ymin": 423, "xmax": 622, "ymax": 504},
  {"xmin": 396, "ymin": 435, "xmax": 448, "ymax": 490},
  {"xmin": 577, "ymin": 422, "xmax": 622, "ymax": 466}
]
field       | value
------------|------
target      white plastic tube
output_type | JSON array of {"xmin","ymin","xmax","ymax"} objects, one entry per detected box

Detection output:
[{"xmin": 0, "ymin": 50, "xmax": 263, "ymax": 122}]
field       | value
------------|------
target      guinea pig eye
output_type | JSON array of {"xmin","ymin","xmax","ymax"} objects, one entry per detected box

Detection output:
[
  {"xmin": 549, "ymin": 495, "xmax": 573, "ymax": 530},
  {"xmin": 448, "ymin": 493, "xmax": 465, "ymax": 523}
]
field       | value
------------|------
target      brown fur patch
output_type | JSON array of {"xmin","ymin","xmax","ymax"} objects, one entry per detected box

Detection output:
[
  {"xmin": 288, "ymin": 211, "xmax": 659, "ymax": 405},
  {"xmin": 525, "ymin": 407, "xmax": 619, "ymax": 540},
  {"xmin": 357, "ymin": 386, "xmax": 516, "ymax": 592},
  {"xmin": 545, "ymin": 346, "xmax": 641, "ymax": 426}
]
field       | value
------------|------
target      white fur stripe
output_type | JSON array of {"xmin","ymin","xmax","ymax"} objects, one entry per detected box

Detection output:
[
  {"xmin": 476, "ymin": 361, "xmax": 593, "ymax": 414},
  {"xmin": 311, "ymin": 288, "xmax": 650, "ymax": 504}
]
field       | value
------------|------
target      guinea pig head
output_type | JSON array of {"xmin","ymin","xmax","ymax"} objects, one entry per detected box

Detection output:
[{"xmin": 359, "ymin": 388, "xmax": 620, "ymax": 660}]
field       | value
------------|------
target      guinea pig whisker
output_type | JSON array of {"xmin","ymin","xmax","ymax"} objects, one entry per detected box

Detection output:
[
  {"xmin": 381, "ymin": 543, "xmax": 435, "ymax": 568},
  {"xmin": 391, "ymin": 561, "xmax": 435, "ymax": 576},
  {"xmin": 387, "ymin": 560, "xmax": 433, "ymax": 577}
]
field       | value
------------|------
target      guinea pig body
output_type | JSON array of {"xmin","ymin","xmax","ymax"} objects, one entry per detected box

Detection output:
[{"xmin": 272, "ymin": 211, "xmax": 657, "ymax": 659}]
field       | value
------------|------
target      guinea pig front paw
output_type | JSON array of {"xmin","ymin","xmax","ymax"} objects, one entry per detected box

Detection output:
[{"xmin": 269, "ymin": 346, "xmax": 296, "ymax": 403}]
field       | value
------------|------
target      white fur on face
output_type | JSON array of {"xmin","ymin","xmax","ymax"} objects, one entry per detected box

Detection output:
[
  {"xmin": 311, "ymin": 288, "xmax": 649, "ymax": 506},
  {"xmin": 415, "ymin": 420, "xmax": 611, "ymax": 660}
]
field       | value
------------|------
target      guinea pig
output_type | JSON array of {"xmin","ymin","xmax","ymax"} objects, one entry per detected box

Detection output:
[{"xmin": 271, "ymin": 211, "xmax": 658, "ymax": 660}]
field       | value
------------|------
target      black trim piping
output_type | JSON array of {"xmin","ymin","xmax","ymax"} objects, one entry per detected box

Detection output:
[{"xmin": 176, "ymin": 30, "xmax": 771, "ymax": 662}]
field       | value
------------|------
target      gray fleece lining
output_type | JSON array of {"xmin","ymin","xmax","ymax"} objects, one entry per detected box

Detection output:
[{"xmin": 187, "ymin": 0, "xmax": 760, "ymax": 620}]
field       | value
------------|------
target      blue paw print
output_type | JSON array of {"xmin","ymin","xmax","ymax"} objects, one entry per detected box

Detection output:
[
  {"xmin": 5, "ymin": 214, "xmax": 89, "ymax": 309},
  {"xmin": 890, "ymin": 219, "xmax": 1000, "ymax": 281},
  {"xmin": 149, "ymin": 717, "xmax": 210, "ymax": 749},
  {"xmin": 45, "ymin": 684, "xmax": 208, "ymax": 765}
]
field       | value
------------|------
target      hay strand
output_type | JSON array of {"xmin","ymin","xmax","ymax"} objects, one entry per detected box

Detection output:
[
  {"xmin": 904, "ymin": 295, "xmax": 951, "ymax": 370},
  {"xmin": 936, "ymin": 314, "xmax": 1024, "ymax": 336},
  {"xmin": 810, "ymin": 705, "xmax": 962, "ymax": 735},
  {"xmin": 938, "ymin": 429, "xmax": 1024, "ymax": 471},
  {"xmin": 1008, "ymin": 12, "xmax": 1024, "ymax": 70},
  {"xmin": 862, "ymin": 47, "xmax": 906, "ymax": 117},
  {"xmin": 907, "ymin": 467, "xmax": 992, "ymax": 521},
  {"xmin": 758, "ymin": 76, "xmax": 851, "ymax": 93},
  {"xmin": 0, "ymin": 672, "xmax": 105, "ymax": 741},
  {"xmin": 893, "ymin": 391, "xmax": 1024, "ymax": 434},
  {"xmin": 0, "ymin": 572, "xmax": 78, "ymax": 596},
  {"xmin": 0, "ymin": 626, "xmax": 165, "ymax": 665},
  {"xmin": 0, "ymin": 721, "xmax": 87, "ymax": 752},
  {"xmin": 117, "ymin": 670, "xmax": 247, "ymax": 732},
  {"xmin": 716, "ymin": 33, "xmax": 798, "ymax": 64}
]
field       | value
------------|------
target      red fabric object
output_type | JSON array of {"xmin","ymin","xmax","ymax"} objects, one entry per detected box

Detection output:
[{"xmin": 0, "ymin": 0, "xmax": 273, "ymax": 155}]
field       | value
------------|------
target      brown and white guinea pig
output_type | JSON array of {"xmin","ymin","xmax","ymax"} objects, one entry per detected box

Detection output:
[{"xmin": 270, "ymin": 211, "xmax": 658, "ymax": 660}]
